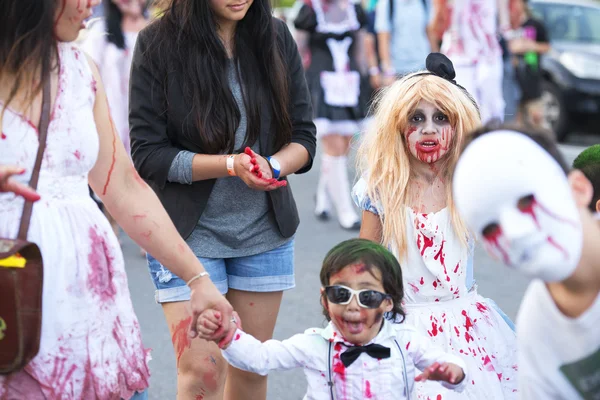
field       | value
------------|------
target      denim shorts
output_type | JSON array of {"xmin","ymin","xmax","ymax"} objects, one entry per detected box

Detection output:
[{"xmin": 146, "ymin": 239, "xmax": 295, "ymax": 303}]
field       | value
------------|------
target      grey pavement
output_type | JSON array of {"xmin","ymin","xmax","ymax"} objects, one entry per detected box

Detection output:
[{"xmin": 121, "ymin": 135, "xmax": 596, "ymax": 400}]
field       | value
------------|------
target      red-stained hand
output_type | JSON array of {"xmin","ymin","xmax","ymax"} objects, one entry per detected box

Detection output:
[
  {"xmin": 218, "ymin": 311, "xmax": 243, "ymax": 350},
  {"xmin": 187, "ymin": 278, "xmax": 234, "ymax": 342},
  {"xmin": 415, "ymin": 362, "xmax": 465, "ymax": 385},
  {"xmin": 234, "ymin": 148, "xmax": 286, "ymax": 191},
  {"xmin": 0, "ymin": 165, "xmax": 41, "ymax": 202}
]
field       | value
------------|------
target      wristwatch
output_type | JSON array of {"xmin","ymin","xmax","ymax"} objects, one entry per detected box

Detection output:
[{"xmin": 266, "ymin": 156, "xmax": 281, "ymax": 179}]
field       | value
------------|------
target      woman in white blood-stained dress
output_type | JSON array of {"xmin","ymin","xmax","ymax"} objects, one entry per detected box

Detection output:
[
  {"xmin": 0, "ymin": 41, "xmax": 151, "ymax": 400},
  {"xmin": 0, "ymin": 1, "xmax": 232, "ymax": 397},
  {"xmin": 352, "ymin": 60, "xmax": 518, "ymax": 399}
]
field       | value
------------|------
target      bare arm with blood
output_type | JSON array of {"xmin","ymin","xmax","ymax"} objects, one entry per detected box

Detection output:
[
  {"xmin": 85, "ymin": 55, "xmax": 235, "ymax": 341},
  {"xmin": 0, "ymin": 165, "xmax": 41, "ymax": 202}
]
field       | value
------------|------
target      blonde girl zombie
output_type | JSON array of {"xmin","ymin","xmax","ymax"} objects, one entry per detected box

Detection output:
[{"xmin": 353, "ymin": 53, "xmax": 519, "ymax": 399}]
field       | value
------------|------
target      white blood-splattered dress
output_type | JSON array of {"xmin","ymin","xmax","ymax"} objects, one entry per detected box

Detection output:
[
  {"xmin": 353, "ymin": 179, "xmax": 518, "ymax": 399},
  {"xmin": 0, "ymin": 43, "xmax": 150, "ymax": 400}
]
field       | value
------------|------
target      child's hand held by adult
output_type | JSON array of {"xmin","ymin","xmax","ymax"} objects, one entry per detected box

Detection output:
[{"xmin": 187, "ymin": 276, "xmax": 234, "ymax": 342}]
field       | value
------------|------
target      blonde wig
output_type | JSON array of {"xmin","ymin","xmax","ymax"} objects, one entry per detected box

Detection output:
[{"xmin": 357, "ymin": 72, "xmax": 481, "ymax": 260}]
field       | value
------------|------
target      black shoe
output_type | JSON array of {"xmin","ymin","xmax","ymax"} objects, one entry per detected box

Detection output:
[
  {"xmin": 315, "ymin": 210, "xmax": 331, "ymax": 221},
  {"xmin": 340, "ymin": 220, "xmax": 361, "ymax": 231}
]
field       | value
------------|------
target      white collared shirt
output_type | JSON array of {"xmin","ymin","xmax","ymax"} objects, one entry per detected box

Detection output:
[{"xmin": 222, "ymin": 320, "xmax": 468, "ymax": 399}]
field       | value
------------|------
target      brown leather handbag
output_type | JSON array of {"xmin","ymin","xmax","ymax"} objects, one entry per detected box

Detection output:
[{"xmin": 0, "ymin": 78, "xmax": 50, "ymax": 375}]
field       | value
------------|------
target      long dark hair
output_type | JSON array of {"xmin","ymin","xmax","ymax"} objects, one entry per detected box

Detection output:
[
  {"xmin": 104, "ymin": 0, "xmax": 149, "ymax": 50},
  {"xmin": 0, "ymin": 0, "xmax": 57, "ymax": 114},
  {"xmin": 148, "ymin": 0, "xmax": 292, "ymax": 154},
  {"xmin": 320, "ymin": 239, "xmax": 406, "ymax": 323}
]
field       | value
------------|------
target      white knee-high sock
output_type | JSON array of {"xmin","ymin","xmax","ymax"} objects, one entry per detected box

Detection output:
[
  {"xmin": 327, "ymin": 155, "xmax": 359, "ymax": 228},
  {"xmin": 315, "ymin": 154, "xmax": 333, "ymax": 214}
]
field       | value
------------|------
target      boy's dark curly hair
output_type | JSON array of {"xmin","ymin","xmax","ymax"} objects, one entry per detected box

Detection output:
[{"xmin": 319, "ymin": 239, "xmax": 406, "ymax": 323}]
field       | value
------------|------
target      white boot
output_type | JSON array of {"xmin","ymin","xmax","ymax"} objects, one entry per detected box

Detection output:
[
  {"xmin": 315, "ymin": 154, "xmax": 333, "ymax": 220},
  {"xmin": 328, "ymin": 155, "xmax": 360, "ymax": 230}
]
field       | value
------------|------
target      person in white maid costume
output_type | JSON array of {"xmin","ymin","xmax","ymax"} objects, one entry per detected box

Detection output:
[{"xmin": 294, "ymin": 0, "xmax": 372, "ymax": 230}]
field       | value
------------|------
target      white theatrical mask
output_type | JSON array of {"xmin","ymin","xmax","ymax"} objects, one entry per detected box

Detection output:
[{"xmin": 453, "ymin": 130, "xmax": 583, "ymax": 282}]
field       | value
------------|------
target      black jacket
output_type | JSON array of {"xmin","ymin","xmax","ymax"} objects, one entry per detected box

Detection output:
[{"xmin": 129, "ymin": 18, "xmax": 316, "ymax": 240}]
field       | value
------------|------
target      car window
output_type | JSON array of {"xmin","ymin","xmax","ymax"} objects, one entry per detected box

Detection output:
[{"xmin": 531, "ymin": 3, "xmax": 600, "ymax": 43}]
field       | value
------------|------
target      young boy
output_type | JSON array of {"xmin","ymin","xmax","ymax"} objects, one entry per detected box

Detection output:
[
  {"xmin": 573, "ymin": 144, "xmax": 600, "ymax": 213},
  {"xmin": 453, "ymin": 125, "xmax": 600, "ymax": 399},
  {"xmin": 507, "ymin": 0, "xmax": 551, "ymax": 128},
  {"xmin": 197, "ymin": 239, "xmax": 468, "ymax": 399}
]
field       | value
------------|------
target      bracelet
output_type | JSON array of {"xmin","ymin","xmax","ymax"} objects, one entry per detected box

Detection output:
[
  {"xmin": 186, "ymin": 271, "xmax": 210, "ymax": 287},
  {"xmin": 226, "ymin": 155, "xmax": 236, "ymax": 176}
]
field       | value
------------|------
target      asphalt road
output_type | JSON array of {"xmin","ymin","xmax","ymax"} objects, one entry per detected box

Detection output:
[{"xmin": 120, "ymin": 134, "xmax": 597, "ymax": 400}]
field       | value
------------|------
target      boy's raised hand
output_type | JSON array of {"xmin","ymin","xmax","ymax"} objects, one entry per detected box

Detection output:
[{"xmin": 415, "ymin": 362, "xmax": 465, "ymax": 385}]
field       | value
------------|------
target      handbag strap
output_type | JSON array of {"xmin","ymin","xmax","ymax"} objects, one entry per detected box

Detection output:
[{"xmin": 17, "ymin": 76, "xmax": 52, "ymax": 241}]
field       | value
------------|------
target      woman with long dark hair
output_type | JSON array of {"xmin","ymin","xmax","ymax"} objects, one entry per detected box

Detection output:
[
  {"xmin": 0, "ymin": 0, "xmax": 235, "ymax": 398},
  {"xmin": 129, "ymin": 0, "xmax": 316, "ymax": 398},
  {"xmin": 82, "ymin": 0, "xmax": 149, "ymax": 248}
]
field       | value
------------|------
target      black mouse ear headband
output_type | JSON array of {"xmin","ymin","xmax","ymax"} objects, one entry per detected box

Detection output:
[{"xmin": 410, "ymin": 52, "xmax": 480, "ymax": 114}]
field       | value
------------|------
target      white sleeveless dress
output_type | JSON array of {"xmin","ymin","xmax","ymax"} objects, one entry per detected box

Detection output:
[
  {"xmin": 353, "ymin": 179, "xmax": 518, "ymax": 399},
  {"xmin": 0, "ymin": 43, "xmax": 150, "ymax": 400}
]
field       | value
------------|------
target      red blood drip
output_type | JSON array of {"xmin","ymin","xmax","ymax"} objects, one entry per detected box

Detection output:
[
  {"xmin": 91, "ymin": 78, "xmax": 98, "ymax": 94},
  {"xmin": 432, "ymin": 281, "xmax": 438, "ymax": 288},
  {"xmin": 235, "ymin": 334, "xmax": 241, "ymax": 341},
  {"xmin": 1, "ymin": 132, "xmax": 6, "ymax": 140},
  {"xmin": 524, "ymin": 197, "xmax": 579, "ymax": 228},
  {"xmin": 408, "ymin": 283, "xmax": 420, "ymax": 293},
  {"xmin": 465, "ymin": 332, "xmax": 473, "ymax": 343},
  {"xmin": 73, "ymin": 150, "xmax": 82, "ymax": 160},
  {"xmin": 453, "ymin": 263, "xmax": 460, "ymax": 273},
  {"xmin": 406, "ymin": 341, "xmax": 411, "ymax": 350},
  {"xmin": 497, "ymin": 373, "xmax": 503, "ymax": 381},
  {"xmin": 416, "ymin": 234, "xmax": 422, "ymax": 250},
  {"xmin": 102, "ymin": 98, "xmax": 118, "ymax": 195},
  {"xmin": 437, "ymin": 395, "xmax": 443, "ymax": 400},
  {"xmin": 547, "ymin": 237, "xmax": 569, "ymax": 260},
  {"xmin": 483, "ymin": 226, "xmax": 510, "ymax": 265},
  {"xmin": 333, "ymin": 359, "xmax": 346, "ymax": 381},
  {"xmin": 429, "ymin": 322, "xmax": 438, "ymax": 336},
  {"xmin": 365, "ymin": 380, "xmax": 373, "ymax": 398},
  {"xmin": 462, "ymin": 310, "xmax": 473, "ymax": 331},
  {"xmin": 419, "ymin": 277, "xmax": 424, "ymax": 285},
  {"xmin": 434, "ymin": 240, "xmax": 446, "ymax": 268},
  {"xmin": 482, "ymin": 355, "xmax": 495, "ymax": 371},
  {"xmin": 334, "ymin": 342, "xmax": 342, "ymax": 352},
  {"xmin": 454, "ymin": 326, "xmax": 460, "ymax": 337},
  {"xmin": 406, "ymin": 125, "xmax": 417, "ymax": 139},
  {"xmin": 87, "ymin": 227, "xmax": 116, "ymax": 301},
  {"xmin": 172, "ymin": 316, "xmax": 193, "ymax": 366},
  {"xmin": 476, "ymin": 302, "xmax": 487, "ymax": 313},
  {"xmin": 421, "ymin": 234, "xmax": 434, "ymax": 256}
]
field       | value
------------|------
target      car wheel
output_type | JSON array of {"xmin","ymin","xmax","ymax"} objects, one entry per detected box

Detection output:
[{"xmin": 541, "ymin": 81, "xmax": 569, "ymax": 142}]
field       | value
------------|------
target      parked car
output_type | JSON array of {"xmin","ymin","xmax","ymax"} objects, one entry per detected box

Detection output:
[{"xmin": 529, "ymin": 0, "xmax": 600, "ymax": 141}]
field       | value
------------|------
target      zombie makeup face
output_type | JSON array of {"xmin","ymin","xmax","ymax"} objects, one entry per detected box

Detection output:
[
  {"xmin": 209, "ymin": 0, "xmax": 254, "ymax": 25},
  {"xmin": 453, "ymin": 131, "xmax": 583, "ymax": 282},
  {"xmin": 54, "ymin": 0, "xmax": 100, "ymax": 42},
  {"xmin": 405, "ymin": 100, "xmax": 454, "ymax": 165},
  {"xmin": 321, "ymin": 264, "xmax": 393, "ymax": 345}
]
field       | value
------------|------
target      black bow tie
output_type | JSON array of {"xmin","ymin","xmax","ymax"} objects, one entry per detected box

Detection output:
[{"xmin": 340, "ymin": 343, "xmax": 391, "ymax": 367}]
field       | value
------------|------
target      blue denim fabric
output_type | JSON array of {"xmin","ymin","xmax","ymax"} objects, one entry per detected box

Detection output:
[{"xmin": 146, "ymin": 239, "xmax": 295, "ymax": 303}]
